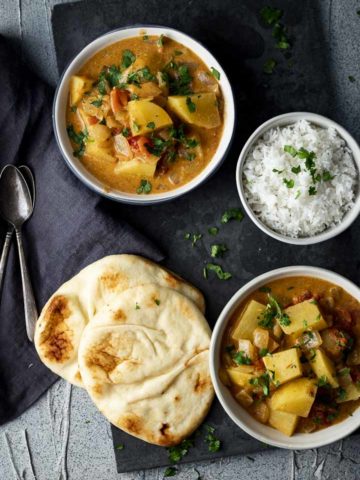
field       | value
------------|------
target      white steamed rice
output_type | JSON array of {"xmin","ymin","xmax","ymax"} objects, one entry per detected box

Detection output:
[{"xmin": 243, "ymin": 120, "xmax": 358, "ymax": 238}]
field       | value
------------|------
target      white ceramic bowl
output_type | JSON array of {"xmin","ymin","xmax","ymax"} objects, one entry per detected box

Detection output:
[
  {"xmin": 53, "ymin": 25, "xmax": 235, "ymax": 205},
  {"xmin": 210, "ymin": 265, "xmax": 360, "ymax": 450},
  {"xmin": 236, "ymin": 112, "xmax": 360, "ymax": 244}
]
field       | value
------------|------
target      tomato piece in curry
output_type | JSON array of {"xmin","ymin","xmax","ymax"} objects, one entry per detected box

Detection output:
[
  {"xmin": 66, "ymin": 34, "xmax": 224, "ymax": 194},
  {"xmin": 220, "ymin": 277, "xmax": 360, "ymax": 436}
]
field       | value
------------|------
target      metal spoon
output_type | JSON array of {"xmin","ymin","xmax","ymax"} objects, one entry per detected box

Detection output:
[
  {"xmin": 0, "ymin": 165, "xmax": 37, "ymax": 341},
  {"xmin": 0, "ymin": 166, "xmax": 35, "ymax": 299}
]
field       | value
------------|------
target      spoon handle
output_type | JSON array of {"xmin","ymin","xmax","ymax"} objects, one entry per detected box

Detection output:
[
  {"xmin": 15, "ymin": 229, "xmax": 38, "ymax": 342},
  {"xmin": 0, "ymin": 227, "xmax": 14, "ymax": 297}
]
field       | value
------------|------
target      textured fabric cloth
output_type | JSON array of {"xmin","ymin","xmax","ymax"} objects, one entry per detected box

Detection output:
[{"xmin": 0, "ymin": 36, "xmax": 163, "ymax": 425}]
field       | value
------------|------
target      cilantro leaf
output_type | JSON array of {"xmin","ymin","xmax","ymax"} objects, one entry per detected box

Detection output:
[
  {"xmin": 211, "ymin": 67, "xmax": 221, "ymax": 80},
  {"xmin": 121, "ymin": 49, "xmax": 136, "ymax": 69},
  {"xmin": 210, "ymin": 244, "xmax": 228, "ymax": 258},
  {"xmin": 283, "ymin": 178, "xmax": 294, "ymax": 188},
  {"xmin": 137, "ymin": 179, "xmax": 152, "ymax": 194},
  {"xmin": 260, "ymin": 6, "xmax": 283, "ymax": 25},
  {"xmin": 284, "ymin": 145, "xmax": 297, "ymax": 157},
  {"xmin": 221, "ymin": 208, "xmax": 243, "ymax": 224},
  {"xmin": 164, "ymin": 467, "xmax": 177, "ymax": 477},
  {"xmin": 204, "ymin": 263, "xmax": 232, "ymax": 280},
  {"xmin": 263, "ymin": 58, "xmax": 276, "ymax": 74},
  {"xmin": 186, "ymin": 96, "xmax": 196, "ymax": 113},
  {"xmin": 208, "ymin": 227, "xmax": 219, "ymax": 236}
]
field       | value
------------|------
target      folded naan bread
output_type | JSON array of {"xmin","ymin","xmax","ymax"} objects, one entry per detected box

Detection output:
[
  {"xmin": 78, "ymin": 284, "xmax": 214, "ymax": 446},
  {"xmin": 34, "ymin": 255, "xmax": 205, "ymax": 387}
]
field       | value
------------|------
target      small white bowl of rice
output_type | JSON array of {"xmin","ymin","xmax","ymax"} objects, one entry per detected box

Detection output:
[{"xmin": 236, "ymin": 112, "xmax": 360, "ymax": 245}]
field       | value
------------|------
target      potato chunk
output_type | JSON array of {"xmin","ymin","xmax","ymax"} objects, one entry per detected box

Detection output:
[
  {"xmin": 85, "ymin": 142, "xmax": 115, "ymax": 163},
  {"xmin": 283, "ymin": 300, "xmax": 327, "ymax": 337},
  {"xmin": 87, "ymin": 124, "xmax": 112, "ymax": 145},
  {"xmin": 308, "ymin": 348, "xmax": 339, "ymax": 388},
  {"xmin": 253, "ymin": 327, "xmax": 270, "ymax": 350},
  {"xmin": 231, "ymin": 300, "xmax": 266, "ymax": 341},
  {"xmin": 262, "ymin": 349, "xmax": 302, "ymax": 385},
  {"xmin": 114, "ymin": 157, "xmax": 158, "ymax": 177},
  {"xmin": 167, "ymin": 93, "xmax": 221, "ymax": 128},
  {"xmin": 271, "ymin": 378, "xmax": 318, "ymax": 417},
  {"xmin": 266, "ymin": 398, "xmax": 298, "ymax": 436},
  {"xmin": 226, "ymin": 368, "xmax": 253, "ymax": 388},
  {"xmin": 69, "ymin": 75, "xmax": 93, "ymax": 106},
  {"xmin": 127, "ymin": 100, "xmax": 172, "ymax": 135},
  {"xmin": 336, "ymin": 383, "xmax": 360, "ymax": 403}
]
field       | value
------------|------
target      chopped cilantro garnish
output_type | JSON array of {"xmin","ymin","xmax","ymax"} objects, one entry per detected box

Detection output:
[
  {"xmin": 157, "ymin": 34, "xmax": 164, "ymax": 48},
  {"xmin": 284, "ymin": 145, "xmax": 297, "ymax": 157},
  {"xmin": 259, "ymin": 348, "xmax": 269, "ymax": 357},
  {"xmin": 154, "ymin": 299, "xmax": 161, "ymax": 306},
  {"xmin": 317, "ymin": 375, "xmax": 331, "ymax": 388},
  {"xmin": 208, "ymin": 227, "xmax": 219, "ymax": 236},
  {"xmin": 67, "ymin": 124, "xmax": 88, "ymax": 158},
  {"xmin": 259, "ymin": 294, "xmax": 291, "ymax": 328},
  {"xmin": 221, "ymin": 208, "xmax": 244, "ymax": 224},
  {"xmin": 122, "ymin": 127, "xmax": 130, "ymax": 137},
  {"xmin": 186, "ymin": 96, "xmax": 196, "ymax": 113},
  {"xmin": 283, "ymin": 178, "xmax": 294, "ymax": 188},
  {"xmin": 91, "ymin": 97, "xmax": 103, "ymax": 107},
  {"xmin": 130, "ymin": 93, "xmax": 139, "ymax": 100},
  {"xmin": 121, "ymin": 49, "xmax": 136, "ymax": 69},
  {"xmin": 308, "ymin": 186, "xmax": 317, "ymax": 196},
  {"xmin": 70, "ymin": 105, "xmax": 77, "ymax": 112},
  {"xmin": 191, "ymin": 233, "xmax": 202, "ymax": 246},
  {"xmin": 143, "ymin": 34, "xmax": 149, "ymax": 41},
  {"xmin": 204, "ymin": 425, "xmax": 221, "ymax": 452},
  {"xmin": 338, "ymin": 368, "xmax": 351, "ymax": 376},
  {"xmin": 337, "ymin": 387, "xmax": 347, "ymax": 401},
  {"xmin": 263, "ymin": 58, "xmax": 276, "ymax": 74},
  {"xmin": 233, "ymin": 351, "xmax": 252, "ymax": 365},
  {"xmin": 211, "ymin": 67, "xmax": 221, "ymax": 80},
  {"xmin": 115, "ymin": 444, "xmax": 124, "ymax": 450},
  {"xmin": 272, "ymin": 168, "xmax": 284, "ymax": 174},
  {"xmin": 135, "ymin": 303, "xmax": 140, "ymax": 310},
  {"xmin": 260, "ymin": 6, "xmax": 283, "ymax": 26},
  {"xmin": 322, "ymin": 171, "xmax": 335, "ymax": 181},
  {"xmin": 295, "ymin": 190, "xmax": 301, "ymax": 199},
  {"xmin": 291, "ymin": 165, "xmax": 301, "ymax": 174},
  {"xmin": 249, "ymin": 372, "xmax": 272, "ymax": 396},
  {"xmin": 137, "ymin": 179, "xmax": 152, "ymax": 194},
  {"xmin": 348, "ymin": 75, "xmax": 356, "ymax": 83},
  {"xmin": 210, "ymin": 244, "xmax": 228, "ymax": 258},
  {"xmin": 147, "ymin": 122, "xmax": 156, "ymax": 129},
  {"xmin": 174, "ymin": 50, "xmax": 183, "ymax": 56},
  {"xmin": 259, "ymin": 286, "xmax": 271, "ymax": 293},
  {"xmin": 164, "ymin": 62, "xmax": 193, "ymax": 95},
  {"xmin": 128, "ymin": 67, "xmax": 156, "ymax": 86},
  {"xmin": 167, "ymin": 438, "xmax": 194, "ymax": 463},
  {"xmin": 133, "ymin": 122, "xmax": 140, "ymax": 133},
  {"xmin": 184, "ymin": 233, "xmax": 191, "ymax": 240},
  {"xmin": 204, "ymin": 263, "xmax": 232, "ymax": 280},
  {"xmin": 164, "ymin": 467, "xmax": 177, "ymax": 477}
]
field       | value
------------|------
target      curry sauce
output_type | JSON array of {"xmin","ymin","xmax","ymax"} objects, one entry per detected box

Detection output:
[
  {"xmin": 221, "ymin": 277, "xmax": 360, "ymax": 435},
  {"xmin": 66, "ymin": 34, "xmax": 224, "ymax": 194}
]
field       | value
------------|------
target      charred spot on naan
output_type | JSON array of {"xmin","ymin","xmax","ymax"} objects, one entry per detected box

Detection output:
[
  {"xmin": 194, "ymin": 374, "xmax": 212, "ymax": 393},
  {"xmin": 113, "ymin": 309, "xmax": 127, "ymax": 322},
  {"xmin": 118, "ymin": 413, "xmax": 143, "ymax": 435},
  {"xmin": 99, "ymin": 271, "xmax": 129, "ymax": 292},
  {"xmin": 39, "ymin": 295, "xmax": 74, "ymax": 363}
]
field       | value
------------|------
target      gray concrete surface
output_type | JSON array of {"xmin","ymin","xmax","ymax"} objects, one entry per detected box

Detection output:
[{"xmin": 1, "ymin": 0, "xmax": 360, "ymax": 479}]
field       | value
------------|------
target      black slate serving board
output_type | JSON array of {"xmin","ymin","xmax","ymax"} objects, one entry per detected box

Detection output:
[{"xmin": 51, "ymin": 0, "xmax": 360, "ymax": 473}]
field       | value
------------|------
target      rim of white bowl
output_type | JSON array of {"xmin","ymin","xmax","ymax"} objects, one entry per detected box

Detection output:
[
  {"xmin": 236, "ymin": 112, "xmax": 360, "ymax": 244},
  {"xmin": 53, "ymin": 25, "xmax": 235, "ymax": 205},
  {"xmin": 210, "ymin": 266, "xmax": 360, "ymax": 449}
]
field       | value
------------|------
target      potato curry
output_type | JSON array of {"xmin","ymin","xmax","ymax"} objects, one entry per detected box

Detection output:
[
  {"xmin": 66, "ymin": 34, "xmax": 224, "ymax": 194},
  {"xmin": 220, "ymin": 277, "xmax": 360, "ymax": 436}
]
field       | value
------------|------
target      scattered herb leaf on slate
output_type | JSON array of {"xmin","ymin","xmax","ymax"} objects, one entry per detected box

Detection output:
[
  {"xmin": 260, "ymin": 6, "xmax": 283, "ymax": 25},
  {"xmin": 116, "ymin": 444, "xmax": 124, "ymax": 450},
  {"xmin": 204, "ymin": 425, "xmax": 221, "ymax": 452},
  {"xmin": 348, "ymin": 75, "xmax": 356, "ymax": 83},
  {"xmin": 191, "ymin": 234, "xmax": 202, "ymax": 246},
  {"xmin": 167, "ymin": 438, "xmax": 194, "ymax": 463},
  {"xmin": 221, "ymin": 208, "xmax": 243, "ymax": 223},
  {"xmin": 164, "ymin": 467, "xmax": 177, "ymax": 477},
  {"xmin": 204, "ymin": 263, "xmax": 232, "ymax": 280},
  {"xmin": 263, "ymin": 58, "xmax": 276, "ymax": 74},
  {"xmin": 210, "ymin": 244, "xmax": 228, "ymax": 258},
  {"xmin": 208, "ymin": 227, "xmax": 219, "ymax": 236}
]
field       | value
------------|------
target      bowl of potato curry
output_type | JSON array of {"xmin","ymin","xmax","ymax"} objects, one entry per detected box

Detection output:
[
  {"xmin": 210, "ymin": 266, "xmax": 360, "ymax": 449},
  {"xmin": 53, "ymin": 26, "xmax": 235, "ymax": 203}
]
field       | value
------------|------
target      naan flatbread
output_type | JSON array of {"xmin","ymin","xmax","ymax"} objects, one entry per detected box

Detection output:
[
  {"xmin": 34, "ymin": 255, "xmax": 205, "ymax": 387},
  {"xmin": 78, "ymin": 284, "xmax": 213, "ymax": 446}
]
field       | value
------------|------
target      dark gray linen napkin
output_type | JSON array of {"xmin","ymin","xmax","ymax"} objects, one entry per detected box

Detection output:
[{"xmin": 0, "ymin": 35, "xmax": 164, "ymax": 425}]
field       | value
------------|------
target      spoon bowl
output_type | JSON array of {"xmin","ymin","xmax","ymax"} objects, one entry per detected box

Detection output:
[{"xmin": 0, "ymin": 165, "xmax": 33, "ymax": 227}]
